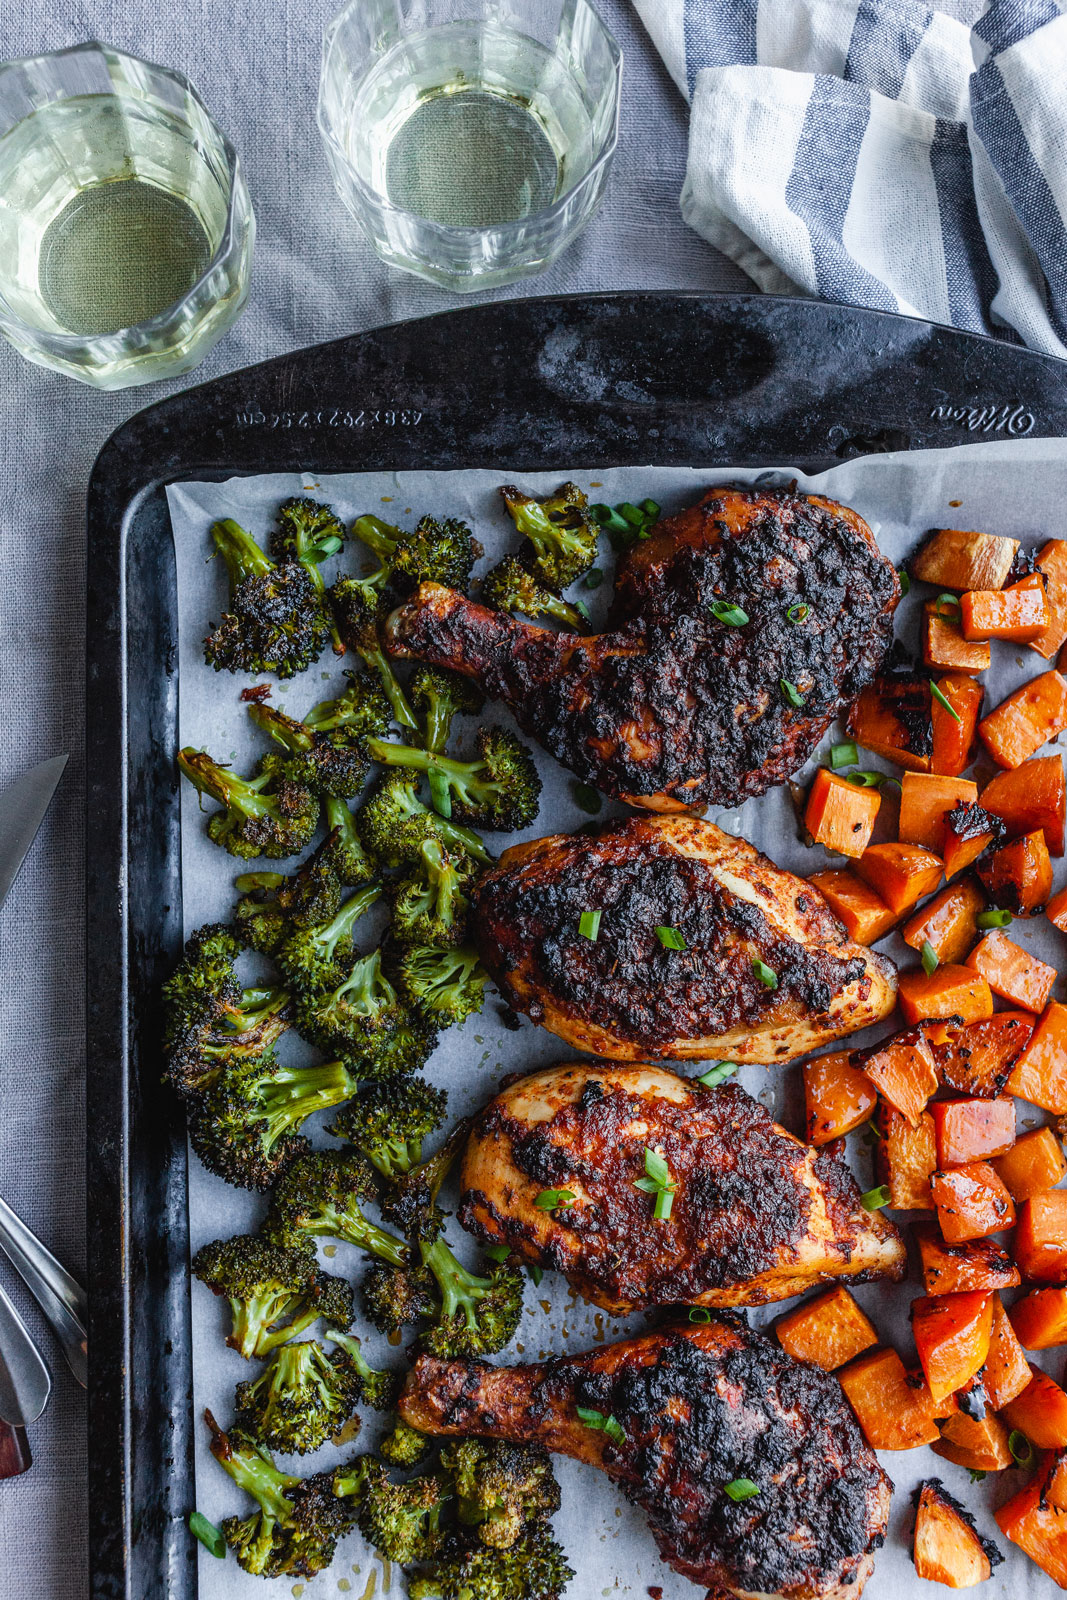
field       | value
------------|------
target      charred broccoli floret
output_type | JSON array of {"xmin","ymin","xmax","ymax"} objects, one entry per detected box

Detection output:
[
  {"xmin": 390, "ymin": 836, "xmax": 479, "ymax": 948},
  {"xmin": 234, "ymin": 838, "xmax": 344, "ymax": 954},
  {"xmin": 366, "ymin": 730, "xmax": 540, "ymax": 832},
  {"xmin": 394, "ymin": 944, "xmax": 489, "ymax": 1029},
  {"xmin": 327, "ymin": 1076, "xmax": 447, "ymax": 1182},
  {"xmin": 265, "ymin": 1150, "xmax": 411, "ymax": 1266},
  {"xmin": 206, "ymin": 1410, "xmax": 354, "ymax": 1578},
  {"xmin": 270, "ymin": 496, "xmax": 347, "ymax": 655},
  {"xmin": 416, "ymin": 1238, "xmax": 524, "ymax": 1359},
  {"xmin": 380, "ymin": 1416, "xmax": 433, "ymax": 1469},
  {"xmin": 179, "ymin": 748, "xmax": 319, "ymax": 861},
  {"xmin": 165, "ymin": 986, "xmax": 292, "ymax": 1100},
  {"xmin": 409, "ymin": 668, "xmax": 485, "ymax": 755},
  {"xmin": 353, "ymin": 513, "xmax": 478, "ymax": 596},
  {"xmin": 481, "ymin": 555, "xmax": 587, "ymax": 631},
  {"xmin": 203, "ymin": 517, "xmax": 331, "ymax": 679},
  {"xmin": 235, "ymin": 1338, "xmax": 362, "ymax": 1456},
  {"xmin": 275, "ymin": 883, "xmax": 380, "ymax": 989},
  {"xmin": 441, "ymin": 1439, "xmax": 561, "ymax": 1549},
  {"xmin": 500, "ymin": 482, "xmax": 598, "ymax": 593},
  {"xmin": 191, "ymin": 1234, "xmax": 352, "ymax": 1358},
  {"xmin": 358, "ymin": 770, "xmax": 491, "ymax": 869},
  {"xmin": 352, "ymin": 1457, "xmax": 450, "ymax": 1564},
  {"xmin": 188, "ymin": 1056, "xmax": 362, "ymax": 1191},
  {"xmin": 361, "ymin": 1260, "xmax": 437, "ymax": 1336},
  {"xmin": 247, "ymin": 702, "xmax": 368, "ymax": 798},
  {"xmin": 304, "ymin": 668, "xmax": 392, "ymax": 742},
  {"xmin": 162, "ymin": 922, "xmax": 242, "ymax": 1033},
  {"xmin": 408, "ymin": 1521, "xmax": 574, "ymax": 1600},
  {"xmin": 329, "ymin": 574, "xmax": 418, "ymax": 733},
  {"xmin": 293, "ymin": 945, "xmax": 411, "ymax": 1059},
  {"xmin": 322, "ymin": 798, "xmax": 376, "ymax": 887},
  {"xmin": 379, "ymin": 1119, "xmax": 469, "ymax": 1241},
  {"xmin": 326, "ymin": 1329, "xmax": 401, "ymax": 1411}
]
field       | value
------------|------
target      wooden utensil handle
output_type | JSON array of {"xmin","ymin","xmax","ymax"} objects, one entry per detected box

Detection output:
[{"xmin": 0, "ymin": 1422, "xmax": 30, "ymax": 1478}]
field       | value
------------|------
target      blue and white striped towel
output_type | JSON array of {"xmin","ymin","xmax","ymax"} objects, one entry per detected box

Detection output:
[{"xmin": 633, "ymin": 0, "xmax": 1067, "ymax": 356}]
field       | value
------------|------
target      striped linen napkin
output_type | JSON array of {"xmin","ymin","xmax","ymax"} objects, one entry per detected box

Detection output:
[{"xmin": 633, "ymin": 0, "xmax": 1067, "ymax": 356}]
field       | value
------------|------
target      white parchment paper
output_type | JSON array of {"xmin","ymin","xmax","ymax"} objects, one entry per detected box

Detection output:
[{"xmin": 166, "ymin": 442, "xmax": 1067, "ymax": 1600}]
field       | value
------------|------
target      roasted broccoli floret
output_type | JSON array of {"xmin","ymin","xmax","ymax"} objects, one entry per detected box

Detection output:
[
  {"xmin": 500, "ymin": 483, "xmax": 598, "ymax": 594},
  {"xmin": 179, "ymin": 748, "xmax": 319, "ymax": 861},
  {"xmin": 416, "ymin": 1237, "xmax": 524, "ymax": 1359},
  {"xmin": 329, "ymin": 574, "xmax": 419, "ymax": 733},
  {"xmin": 275, "ymin": 883, "xmax": 380, "ymax": 989},
  {"xmin": 235, "ymin": 1338, "xmax": 363, "ymax": 1455},
  {"xmin": 379, "ymin": 1118, "xmax": 469, "ymax": 1241},
  {"xmin": 270, "ymin": 496, "xmax": 347, "ymax": 655},
  {"xmin": 353, "ymin": 513, "xmax": 478, "ymax": 596},
  {"xmin": 390, "ymin": 836, "xmax": 479, "ymax": 949},
  {"xmin": 359, "ymin": 770, "xmax": 491, "ymax": 870},
  {"xmin": 361, "ymin": 1260, "xmax": 437, "ymax": 1336},
  {"xmin": 353, "ymin": 1457, "xmax": 450, "ymax": 1564},
  {"xmin": 481, "ymin": 555, "xmax": 587, "ymax": 631},
  {"xmin": 395, "ymin": 944, "xmax": 489, "ymax": 1029},
  {"xmin": 293, "ymin": 945, "xmax": 410, "ymax": 1057},
  {"xmin": 441, "ymin": 1439, "xmax": 561, "ymax": 1549},
  {"xmin": 304, "ymin": 668, "xmax": 393, "ymax": 742},
  {"xmin": 265, "ymin": 1150, "xmax": 412, "ymax": 1266},
  {"xmin": 162, "ymin": 922, "xmax": 243, "ymax": 1034},
  {"xmin": 380, "ymin": 1416, "xmax": 433, "ymax": 1469},
  {"xmin": 234, "ymin": 838, "xmax": 344, "ymax": 954},
  {"xmin": 206, "ymin": 1410, "xmax": 355, "ymax": 1578},
  {"xmin": 409, "ymin": 668, "xmax": 485, "ymax": 755},
  {"xmin": 203, "ymin": 517, "xmax": 331, "ymax": 679},
  {"xmin": 409, "ymin": 1521, "xmax": 574, "ymax": 1600},
  {"xmin": 326, "ymin": 1329, "xmax": 401, "ymax": 1411},
  {"xmin": 188, "ymin": 1056, "xmax": 362, "ymax": 1191},
  {"xmin": 322, "ymin": 798, "xmax": 376, "ymax": 887},
  {"xmin": 367, "ymin": 730, "xmax": 540, "ymax": 832},
  {"xmin": 327, "ymin": 1076, "xmax": 447, "ymax": 1182},
  {"xmin": 165, "ymin": 985, "xmax": 292, "ymax": 1100},
  {"xmin": 191, "ymin": 1235, "xmax": 352, "ymax": 1359},
  {"xmin": 247, "ymin": 702, "xmax": 368, "ymax": 798}
]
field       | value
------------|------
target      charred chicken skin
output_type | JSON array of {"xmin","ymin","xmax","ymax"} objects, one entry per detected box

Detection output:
[
  {"xmin": 399, "ymin": 1319, "xmax": 892, "ymax": 1600},
  {"xmin": 470, "ymin": 813, "xmax": 896, "ymax": 1062},
  {"xmin": 384, "ymin": 486, "xmax": 899, "ymax": 811},
  {"xmin": 458, "ymin": 1063, "xmax": 906, "ymax": 1312}
]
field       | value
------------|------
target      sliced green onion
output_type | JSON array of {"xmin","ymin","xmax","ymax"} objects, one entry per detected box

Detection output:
[
  {"xmin": 710, "ymin": 599, "xmax": 750, "ymax": 627},
  {"xmin": 572, "ymin": 781, "xmax": 603, "ymax": 815},
  {"xmin": 653, "ymin": 1187, "xmax": 675, "ymax": 1222},
  {"xmin": 866, "ymin": 1117, "xmax": 883, "ymax": 1141},
  {"xmin": 428, "ymin": 767, "xmax": 453, "ymax": 818},
  {"xmin": 688, "ymin": 1306, "xmax": 712, "ymax": 1323},
  {"xmin": 619, "ymin": 502, "xmax": 647, "ymax": 526},
  {"xmin": 644, "ymin": 1147, "xmax": 671, "ymax": 1186},
  {"xmin": 830, "ymin": 742, "xmax": 858, "ymax": 769},
  {"xmin": 860, "ymin": 1184, "xmax": 891, "ymax": 1211},
  {"xmin": 1009, "ymin": 1429, "xmax": 1035, "ymax": 1468},
  {"xmin": 485, "ymin": 1243, "xmax": 511, "ymax": 1263},
  {"xmin": 752, "ymin": 958, "xmax": 778, "ymax": 990},
  {"xmin": 633, "ymin": 1176, "xmax": 661, "ymax": 1194},
  {"xmin": 967, "ymin": 1468, "xmax": 987, "ymax": 1484},
  {"xmin": 697, "ymin": 1061, "xmax": 738, "ymax": 1088},
  {"xmin": 640, "ymin": 499, "xmax": 660, "ymax": 517},
  {"xmin": 529, "ymin": 1265, "xmax": 543, "ymax": 1286},
  {"xmin": 656, "ymin": 925, "xmax": 686, "ymax": 950},
  {"xmin": 921, "ymin": 940, "xmax": 939, "ymax": 976},
  {"xmin": 935, "ymin": 592, "xmax": 962, "ymax": 619},
  {"xmin": 318, "ymin": 535, "xmax": 344, "ymax": 557},
  {"xmin": 189, "ymin": 1513, "xmax": 226, "ymax": 1559},
  {"xmin": 577, "ymin": 1406, "xmax": 626, "ymax": 1445},
  {"xmin": 845, "ymin": 770, "xmax": 897, "ymax": 788},
  {"xmin": 898, "ymin": 569, "xmax": 911, "ymax": 595},
  {"xmin": 534, "ymin": 1189, "xmax": 575, "ymax": 1210},
  {"xmin": 724, "ymin": 1478, "xmax": 760, "ymax": 1502},
  {"xmin": 930, "ymin": 680, "xmax": 962, "ymax": 723},
  {"xmin": 780, "ymin": 679, "xmax": 805, "ymax": 708},
  {"xmin": 976, "ymin": 908, "xmax": 1013, "ymax": 929},
  {"xmin": 574, "ymin": 599, "xmax": 591, "ymax": 622},
  {"xmin": 584, "ymin": 568, "xmax": 604, "ymax": 590},
  {"xmin": 579, "ymin": 910, "xmax": 602, "ymax": 941},
  {"xmin": 787, "ymin": 603, "xmax": 810, "ymax": 623}
]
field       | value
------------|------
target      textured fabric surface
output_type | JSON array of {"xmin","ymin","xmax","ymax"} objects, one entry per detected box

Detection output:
[
  {"xmin": 634, "ymin": 0, "xmax": 1067, "ymax": 354},
  {"xmin": 0, "ymin": 3, "xmax": 744, "ymax": 1595}
]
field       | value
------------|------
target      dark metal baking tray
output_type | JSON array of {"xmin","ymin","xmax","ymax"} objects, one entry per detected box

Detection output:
[{"xmin": 85, "ymin": 290, "xmax": 1067, "ymax": 1599}]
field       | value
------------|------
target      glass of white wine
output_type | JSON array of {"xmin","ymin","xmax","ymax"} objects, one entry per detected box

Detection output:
[
  {"xmin": 318, "ymin": 0, "xmax": 622, "ymax": 292},
  {"xmin": 0, "ymin": 43, "xmax": 255, "ymax": 389}
]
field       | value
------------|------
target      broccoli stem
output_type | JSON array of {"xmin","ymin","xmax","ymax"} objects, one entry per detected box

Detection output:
[
  {"xmin": 352, "ymin": 514, "xmax": 400, "ymax": 561},
  {"xmin": 178, "ymin": 751, "xmax": 277, "ymax": 819},
  {"xmin": 312, "ymin": 884, "xmax": 380, "ymax": 956},
  {"xmin": 299, "ymin": 1199, "xmax": 410, "ymax": 1267},
  {"xmin": 229, "ymin": 1286, "xmax": 318, "ymax": 1360},
  {"xmin": 256, "ymin": 1060, "xmax": 360, "ymax": 1147},
  {"xmin": 366, "ymin": 739, "xmax": 490, "ymax": 817},
  {"xmin": 211, "ymin": 518, "xmax": 274, "ymax": 590},
  {"xmin": 421, "ymin": 1238, "xmax": 494, "ymax": 1331},
  {"xmin": 230, "ymin": 988, "xmax": 290, "ymax": 1031},
  {"xmin": 206, "ymin": 1410, "xmax": 298, "ymax": 1519},
  {"xmin": 359, "ymin": 643, "xmax": 419, "ymax": 732}
]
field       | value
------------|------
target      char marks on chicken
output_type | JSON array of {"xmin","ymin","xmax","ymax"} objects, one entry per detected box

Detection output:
[
  {"xmin": 385, "ymin": 486, "xmax": 900, "ymax": 810},
  {"xmin": 399, "ymin": 1319, "xmax": 892, "ymax": 1600}
]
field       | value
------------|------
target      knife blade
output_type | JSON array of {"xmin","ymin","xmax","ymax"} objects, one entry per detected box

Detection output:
[{"xmin": 0, "ymin": 756, "xmax": 68, "ymax": 915}]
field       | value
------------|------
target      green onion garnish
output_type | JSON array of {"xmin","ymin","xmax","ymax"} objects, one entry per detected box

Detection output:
[
  {"xmin": 688, "ymin": 1306, "xmax": 712, "ymax": 1323},
  {"xmin": 787, "ymin": 603, "xmax": 810, "ymax": 623},
  {"xmin": 572, "ymin": 781, "xmax": 603, "ymax": 815},
  {"xmin": 577, "ymin": 1407, "xmax": 626, "ymax": 1444},
  {"xmin": 724, "ymin": 1478, "xmax": 760, "ymax": 1502},
  {"xmin": 485, "ymin": 1243, "xmax": 511, "ymax": 1263},
  {"xmin": 935, "ymin": 592, "xmax": 962, "ymax": 619},
  {"xmin": 976, "ymin": 908, "xmax": 1012, "ymax": 929},
  {"xmin": 1009, "ymin": 1430, "xmax": 1035, "ymax": 1468},
  {"xmin": 654, "ymin": 1188, "xmax": 674, "ymax": 1221},
  {"xmin": 752, "ymin": 958, "xmax": 778, "ymax": 989},
  {"xmin": 534, "ymin": 1189, "xmax": 575, "ymax": 1210},
  {"xmin": 780, "ymin": 679, "xmax": 805, "ymax": 708},
  {"xmin": 696, "ymin": 1061, "xmax": 738, "ymax": 1088},
  {"xmin": 898, "ymin": 569, "xmax": 911, "ymax": 595},
  {"xmin": 579, "ymin": 910, "xmax": 602, "ymax": 941},
  {"xmin": 656, "ymin": 925, "xmax": 686, "ymax": 950},
  {"xmin": 710, "ymin": 599, "xmax": 750, "ymax": 627},
  {"xmin": 830, "ymin": 742, "xmax": 858, "ymax": 769},
  {"xmin": 529, "ymin": 1265, "xmax": 543, "ymax": 1286},
  {"xmin": 860, "ymin": 1184, "xmax": 891, "ymax": 1211},
  {"xmin": 967, "ymin": 1468, "xmax": 987, "ymax": 1483},
  {"xmin": 584, "ymin": 568, "xmax": 604, "ymax": 590},
  {"xmin": 633, "ymin": 1146, "xmax": 677, "ymax": 1222},
  {"xmin": 318, "ymin": 535, "xmax": 344, "ymax": 558},
  {"xmin": 845, "ymin": 770, "xmax": 896, "ymax": 788},
  {"xmin": 930, "ymin": 680, "xmax": 962, "ymax": 723},
  {"xmin": 921, "ymin": 940, "xmax": 939, "ymax": 976},
  {"xmin": 574, "ymin": 599, "xmax": 591, "ymax": 622},
  {"xmin": 189, "ymin": 1513, "xmax": 226, "ymax": 1559}
]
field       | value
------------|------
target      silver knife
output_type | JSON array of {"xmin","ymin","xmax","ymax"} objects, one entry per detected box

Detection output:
[{"xmin": 0, "ymin": 755, "xmax": 68, "ymax": 912}]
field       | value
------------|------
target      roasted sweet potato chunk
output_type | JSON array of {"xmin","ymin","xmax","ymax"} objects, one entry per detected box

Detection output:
[
  {"xmin": 934, "ymin": 1012, "xmax": 1035, "ymax": 1098},
  {"xmin": 961, "ymin": 574, "xmax": 1052, "ymax": 643},
  {"xmin": 912, "ymin": 1289, "xmax": 993, "ymax": 1402},
  {"xmin": 934, "ymin": 1409, "xmax": 1013, "ymax": 1471},
  {"xmin": 931, "ymin": 1098, "xmax": 1015, "ymax": 1167},
  {"xmin": 859, "ymin": 1028, "xmax": 939, "ymax": 1124},
  {"xmin": 876, "ymin": 1103, "xmax": 937, "ymax": 1208},
  {"xmin": 994, "ymin": 1126, "xmax": 1067, "ymax": 1203},
  {"xmin": 1015, "ymin": 1191, "xmax": 1067, "ymax": 1283},
  {"xmin": 1002, "ymin": 1368, "xmax": 1067, "ymax": 1449},
  {"xmin": 912, "ymin": 528, "xmax": 1018, "ymax": 591},
  {"xmin": 915, "ymin": 1223, "xmax": 1020, "ymax": 1295},
  {"xmin": 931, "ymin": 1162, "xmax": 1016, "ymax": 1242},
  {"xmin": 899, "ymin": 772, "xmax": 979, "ymax": 852},
  {"xmin": 932, "ymin": 674, "xmax": 984, "ymax": 777},
  {"xmin": 912, "ymin": 1479, "xmax": 1002, "ymax": 1589},
  {"xmin": 803, "ymin": 1050, "xmax": 878, "ymax": 1146},
  {"xmin": 977, "ymin": 830, "xmax": 1053, "ymax": 917},
  {"xmin": 966, "ymin": 929, "xmax": 1056, "ymax": 1011},
  {"xmin": 980, "ymin": 755, "xmax": 1066, "ymax": 856},
  {"xmin": 1031, "ymin": 540, "xmax": 1067, "ymax": 659},
  {"xmin": 898, "ymin": 966, "xmax": 994, "ymax": 1026},
  {"xmin": 838, "ymin": 1346, "xmax": 940, "ymax": 1449},
  {"xmin": 845, "ymin": 677, "xmax": 932, "ymax": 772},
  {"xmin": 902, "ymin": 877, "xmax": 985, "ymax": 965},
  {"xmin": 995, "ymin": 1449, "xmax": 1067, "ymax": 1585},
  {"xmin": 805, "ymin": 768, "xmax": 881, "ymax": 859},
  {"xmin": 1008, "ymin": 1002, "xmax": 1067, "ymax": 1114},
  {"xmin": 924, "ymin": 602, "xmax": 991, "ymax": 676},
  {"xmin": 1048, "ymin": 884, "xmax": 1067, "ymax": 932},
  {"xmin": 941, "ymin": 800, "xmax": 1005, "ymax": 879},
  {"xmin": 985, "ymin": 1294, "xmax": 1033, "ymax": 1408},
  {"xmin": 853, "ymin": 842, "xmax": 942, "ymax": 915},
  {"xmin": 1011, "ymin": 1288, "xmax": 1067, "ymax": 1351},
  {"xmin": 775, "ymin": 1286, "xmax": 878, "ymax": 1371},
  {"xmin": 979, "ymin": 668, "xmax": 1067, "ymax": 768},
  {"xmin": 807, "ymin": 869, "xmax": 897, "ymax": 944}
]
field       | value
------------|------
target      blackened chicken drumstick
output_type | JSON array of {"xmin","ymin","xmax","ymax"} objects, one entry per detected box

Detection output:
[
  {"xmin": 458, "ymin": 1063, "xmax": 906, "ymax": 1312},
  {"xmin": 399, "ymin": 1319, "xmax": 892, "ymax": 1600},
  {"xmin": 384, "ymin": 485, "xmax": 899, "ymax": 811}
]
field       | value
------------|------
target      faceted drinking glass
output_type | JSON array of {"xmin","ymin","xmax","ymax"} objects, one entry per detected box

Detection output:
[
  {"xmin": 0, "ymin": 43, "xmax": 255, "ymax": 389},
  {"xmin": 318, "ymin": 0, "xmax": 622, "ymax": 291}
]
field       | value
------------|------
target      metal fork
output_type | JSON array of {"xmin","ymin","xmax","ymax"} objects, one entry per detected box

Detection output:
[{"xmin": 0, "ymin": 1196, "xmax": 86, "ymax": 1389}]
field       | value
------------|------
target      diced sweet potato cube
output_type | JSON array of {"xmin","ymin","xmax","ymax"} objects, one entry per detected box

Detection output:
[
  {"xmin": 977, "ymin": 830, "xmax": 1053, "ymax": 917},
  {"xmin": 845, "ymin": 678, "xmax": 932, "ymax": 772},
  {"xmin": 876, "ymin": 1104, "xmax": 937, "ymax": 1208},
  {"xmin": 838, "ymin": 1346, "xmax": 940, "ymax": 1449},
  {"xmin": 932, "ymin": 675, "xmax": 984, "ymax": 778},
  {"xmin": 902, "ymin": 877, "xmax": 985, "ymax": 965},
  {"xmin": 961, "ymin": 574, "xmax": 1052, "ymax": 642},
  {"xmin": 931, "ymin": 1098, "xmax": 1016, "ymax": 1167},
  {"xmin": 1030, "ymin": 540, "xmax": 1067, "ymax": 658},
  {"xmin": 994, "ymin": 1126, "xmax": 1067, "ymax": 1203},
  {"xmin": 1015, "ymin": 1191, "xmax": 1067, "ymax": 1283},
  {"xmin": 899, "ymin": 772, "xmax": 979, "ymax": 852},
  {"xmin": 1002, "ymin": 1368, "xmax": 1067, "ymax": 1449},
  {"xmin": 978, "ymin": 669, "xmax": 1067, "ymax": 768},
  {"xmin": 912, "ymin": 1478, "xmax": 1001, "ymax": 1588},
  {"xmin": 934, "ymin": 1012, "xmax": 1035, "ymax": 1098},
  {"xmin": 980, "ymin": 756, "xmax": 1066, "ymax": 856},
  {"xmin": 924, "ymin": 601, "xmax": 991, "ymax": 676},
  {"xmin": 1048, "ymin": 884, "xmax": 1067, "ymax": 932},
  {"xmin": 803, "ymin": 1051, "xmax": 878, "ymax": 1146},
  {"xmin": 915, "ymin": 1223, "xmax": 1020, "ymax": 1294},
  {"xmin": 912, "ymin": 528, "xmax": 1018, "ymax": 591},
  {"xmin": 912, "ymin": 1289, "xmax": 993, "ymax": 1402},
  {"xmin": 966, "ymin": 930, "xmax": 1056, "ymax": 1010},
  {"xmin": 898, "ymin": 966, "xmax": 994, "ymax": 1026},
  {"xmin": 934, "ymin": 1409, "xmax": 1013, "ymax": 1471},
  {"xmin": 805, "ymin": 769, "xmax": 881, "ymax": 859},
  {"xmin": 807, "ymin": 869, "xmax": 897, "ymax": 945},
  {"xmin": 940, "ymin": 801, "xmax": 1004, "ymax": 880},
  {"xmin": 1012, "ymin": 1289, "xmax": 1067, "ymax": 1350},
  {"xmin": 859, "ymin": 1029, "xmax": 939, "ymax": 1124},
  {"xmin": 775, "ymin": 1286, "xmax": 878, "ymax": 1371},
  {"xmin": 985, "ymin": 1295, "xmax": 1033, "ymax": 1408},
  {"xmin": 853, "ymin": 843, "xmax": 942, "ymax": 916},
  {"xmin": 995, "ymin": 1449, "xmax": 1067, "ymax": 1584},
  {"xmin": 1008, "ymin": 1002, "xmax": 1067, "ymax": 1114},
  {"xmin": 931, "ymin": 1162, "xmax": 1016, "ymax": 1242}
]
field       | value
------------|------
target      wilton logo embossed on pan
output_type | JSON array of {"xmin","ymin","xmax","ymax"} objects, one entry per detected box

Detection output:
[{"xmin": 930, "ymin": 402, "xmax": 1035, "ymax": 436}]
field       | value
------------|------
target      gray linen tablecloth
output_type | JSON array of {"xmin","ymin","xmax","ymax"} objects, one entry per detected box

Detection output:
[{"xmin": 0, "ymin": 2, "xmax": 744, "ymax": 1592}]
